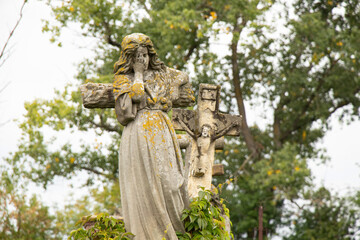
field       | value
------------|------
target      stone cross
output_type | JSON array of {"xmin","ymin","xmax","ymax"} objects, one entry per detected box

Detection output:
[
  {"xmin": 171, "ymin": 83, "xmax": 242, "ymax": 198},
  {"xmin": 80, "ymin": 82, "xmax": 241, "ymax": 198}
]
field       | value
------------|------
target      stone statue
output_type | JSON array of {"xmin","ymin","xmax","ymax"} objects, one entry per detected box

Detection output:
[
  {"xmin": 113, "ymin": 33, "xmax": 192, "ymax": 240},
  {"xmin": 79, "ymin": 32, "xmax": 241, "ymax": 239}
]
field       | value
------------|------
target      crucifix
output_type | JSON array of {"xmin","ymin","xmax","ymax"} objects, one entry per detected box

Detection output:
[
  {"xmin": 80, "ymin": 82, "xmax": 241, "ymax": 198},
  {"xmin": 172, "ymin": 83, "xmax": 242, "ymax": 198}
]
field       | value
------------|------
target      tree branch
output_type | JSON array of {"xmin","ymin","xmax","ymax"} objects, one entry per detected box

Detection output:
[
  {"xmin": 0, "ymin": 0, "xmax": 27, "ymax": 67},
  {"xmin": 184, "ymin": 40, "xmax": 199, "ymax": 63},
  {"xmin": 0, "ymin": 81, "xmax": 11, "ymax": 94},
  {"xmin": 102, "ymin": 21, "xmax": 121, "ymax": 49},
  {"xmin": 328, "ymin": 87, "xmax": 360, "ymax": 115},
  {"xmin": 89, "ymin": 118, "xmax": 121, "ymax": 134},
  {"xmin": 219, "ymin": 152, "xmax": 255, "ymax": 191},
  {"xmin": 280, "ymin": 57, "xmax": 341, "ymax": 141},
  {"xmin": 138, "ymin": 0, "xmax": 150, "ymax": 14},
  {"xmin": 231, "ymin": 18, "xmax": 260, "ymax": 158},
  {"xmin": 75, "ymin": 164, "xmax": 116, "ymax": 180}
]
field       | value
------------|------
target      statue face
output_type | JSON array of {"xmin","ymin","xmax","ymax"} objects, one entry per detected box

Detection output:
[
  {"xmin": 201, "ymin": 125, "xmax": 211, "ymax": 138},
  {"xmin": 134, "ymin": 46, "xmax": 149, "ymax": 70}
]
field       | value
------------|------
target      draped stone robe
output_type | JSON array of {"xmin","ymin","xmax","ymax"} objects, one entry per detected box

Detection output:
[{"xmin": 113, "ymin": 67, "xmax": 189, "ymax": 240}]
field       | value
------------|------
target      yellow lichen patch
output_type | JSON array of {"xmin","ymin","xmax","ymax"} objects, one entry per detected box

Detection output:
[
  {"xmin": 147, "ymin": 97, "xmax": 155, "ymax": 105},
  {"xmin": 142, "ymin": 112, "xmax": 165, "ymax": 146},
  {"xmin": 160, "ymin": 97, "xmax": 167, "ymax": 103},
  {"xmin": 113, "ymin": 75, "xmax": 131, "ymax": 99},
  {"xmin": 131, "ymin": 83, "xmax": 144, "ymax": 96},
  {"xmin": 162, "ymin": 104, "xmax": 168, "ymax": 111}
]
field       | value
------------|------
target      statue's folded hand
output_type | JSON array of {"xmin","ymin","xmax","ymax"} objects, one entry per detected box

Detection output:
[{"xmin": 129, "ymin": 82, "xmax": 145, "ymax": 102}]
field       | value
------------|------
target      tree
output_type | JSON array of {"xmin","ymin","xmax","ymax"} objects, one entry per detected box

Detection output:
[
  {"xmin": 284, "ymin": 187, "xmax": 360, "ymax": 240},
  {"xmin": 0, "ymin": 164, "xmax": 62, "ymax": 239},
  {"xmin": 6, "ymin": 0, "xmax": 360, "ymax": 238}
]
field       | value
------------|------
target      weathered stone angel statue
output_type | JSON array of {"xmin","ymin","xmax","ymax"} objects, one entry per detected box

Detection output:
[{"xmin": 113, "ymin": 33, "xmax": 193, "ymax": 239}]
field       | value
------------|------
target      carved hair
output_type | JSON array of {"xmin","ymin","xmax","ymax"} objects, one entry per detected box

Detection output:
[{"xmin": 114, "ymin": 33, "xmax": 165, "ymax": 74}]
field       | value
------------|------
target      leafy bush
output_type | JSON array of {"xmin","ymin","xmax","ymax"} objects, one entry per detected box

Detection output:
[
  {"xmin": 177, "ymin": 189, "xmax": 232, "ymax": 240},
  {"xmin": 68, "ymin": 213, "xmax": 133, "ymax": 240}
]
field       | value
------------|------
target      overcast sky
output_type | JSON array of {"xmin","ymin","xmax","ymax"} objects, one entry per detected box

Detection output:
[{"xmin": 0, "ymin": 0, "xmax": 359, "ymax": 208}]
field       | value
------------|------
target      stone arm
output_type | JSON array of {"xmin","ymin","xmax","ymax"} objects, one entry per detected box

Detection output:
[
  {"xmin": 114, "ymin": 93, "xmax": 138, "ymax": 126},
  {"xmin": 173, "ymin": 115, "xmax": 197, "ymax": 140},
  {"xmin": 212, "ymin": 121, "xmax": 240, "ymax": 142}
]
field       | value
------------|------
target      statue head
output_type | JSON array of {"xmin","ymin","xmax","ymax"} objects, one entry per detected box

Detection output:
[
  {"xmin": 200, "ymin": 124, "xmax": 213, "ymax": 138},
  {"xmin": 114, "ymin": 33, "xmax": 165, "ymax": 74}
]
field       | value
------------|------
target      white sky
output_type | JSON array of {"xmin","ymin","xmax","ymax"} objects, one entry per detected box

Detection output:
[{"xmin": 0, "ymin": 0, "xmax": 359, "ymax": 210}]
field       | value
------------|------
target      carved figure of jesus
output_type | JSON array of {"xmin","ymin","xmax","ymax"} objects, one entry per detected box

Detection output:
[{"xmin": 113, "ymin": 33, "xmax": 191, "ymax": 240}]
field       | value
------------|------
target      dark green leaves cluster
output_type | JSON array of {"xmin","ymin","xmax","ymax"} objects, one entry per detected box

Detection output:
[
  {"xmin": 68, "ymin": 213, "xmax": 133, "ymax": 240},
  {"xmin": 177, "ymin": 189, "xmax": 232, "ymax": 240},
  {"xmin": 285, "ymin": 187, "xmax": 360, "ymax": 240},
  {"xmin": 215, "ymin": 143, "xmax": 311, "ymax": 238}
]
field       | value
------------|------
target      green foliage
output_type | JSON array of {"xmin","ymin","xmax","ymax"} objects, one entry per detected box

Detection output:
[
  {"xmin": 284, "ymin": 187, "xmax": 360, "ymax": 240},
  {"xmin": 215, "ymin": 143, "xmax": 311, "ymax": 238},
  {"xmin": 177, "ymin": 189, "xmax": 232, "ymax": 240},
  {"xmin": 55, "ymin": 182, "xmax": 121, "ymax": 237},
  {"xmin": 0, "ymin": 164, "xmax": 62, "ymax": 239},
  {"xmin": 7, "ymin": 83, "xmax": 121, "ymax": 188},
  {"xmin": 68, "ymin": 213, "xmax": 133, "ymax": 240}
]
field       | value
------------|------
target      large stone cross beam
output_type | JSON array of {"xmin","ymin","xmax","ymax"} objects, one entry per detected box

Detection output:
[
  {"xmin": 80, "ymin": 82, "xmax": 242, "ymax": 198},
  {"xmin": 80, "ymin": 82, "xmax": 195, "ymax": 109}
]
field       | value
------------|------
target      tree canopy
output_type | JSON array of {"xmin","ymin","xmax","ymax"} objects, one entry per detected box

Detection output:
[{"xmin": 4, "ymin": 0, "xmax": 360, "ymax": 239}]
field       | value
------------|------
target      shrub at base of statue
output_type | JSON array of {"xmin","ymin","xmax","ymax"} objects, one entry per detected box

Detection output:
[
  {"xmin": 176, "ymin": 189, "xmax": 233, "ymax": 240},
  {"xmin": 68, "ymin": 213, "xmax": 134, "ymax": 240},
  {"xmin": 68, "ymin": 190, "xmax": 232, "ymax": 240}
]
